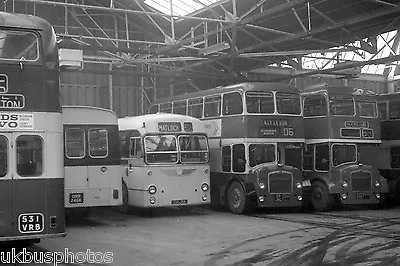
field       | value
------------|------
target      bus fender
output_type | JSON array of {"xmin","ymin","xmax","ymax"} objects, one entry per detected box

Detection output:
[
  {"xmin": 309, "ymin": 176, "xmax": 337, "ymax": 194},
  {"xmin": 378, "ymin": 174, "xmax": 389, "ymax": 193},
  {"xmin": 225, "ymin": 177, "xmax": 255, "ymax": 197}
]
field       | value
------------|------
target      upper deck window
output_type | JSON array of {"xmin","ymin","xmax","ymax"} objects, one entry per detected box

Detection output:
[
  {"xmin": 0, "ymin": 30, "xmax": 39, "ymax": 61},
  {"xmin": 329, "ymin": 95, "xmax": 355, "ymax": 116},
  {"xmin": 160, "ymin": 102, "xmax": 172, "ymax": 113},
  {"xmin": 246, "ymin": 92, "xmax": 274, "ymax": 114},
  {"xmin": 332, "ymin": 144, "xmax": 357, "ymax": 167},
  {"xmin": 389, "ymin": 100, "xmax": 400, "ymax": 119},
  {"xmin": 173, "ymin": 100, "xmax": 187, "ymax": 115},
  {"xmin": 223, "ymin": 92, "xmax": 243, "ymax": 115},
  {"xmin": 303, "ymin": 94, "xmax": 327, "ymax": 117},
  {"xmin": 149, "ymin": 105, "xmax": 159, "ymax": 114},
  {"xmin": 188, "ymin": 98, "xmax": 203, "ymax": 118},
  {"xmin": 204, "ymin": 95, "xmax": 221, "ymax": 118},
  {"xmin": 88, "ymin": 128, "xmax": 108, "ymax": 158},
  {"xmin": 65, "ymin": 128, "xmax": 85, "ymax": 159},
  {"xmin": 249, "ymin": 143, "xmax": 276, "ymax": 167},
  {"xmin": 179, "ymin": 135, "xmax": 208, "ymax": 163},
  {"xmin": 276, "ymin": 92, "xmax": 301, "ymax": 115},
  {"xmin": 144, "ymin": 134, "xmax": 178, "ymax": 164},
  {"xmin": 378, "ymin": 102, "xmax": 388, "ymax": 120},
  {"xmin": 356, "ymin": 99, "xmax": 377, "ymax": 118}
]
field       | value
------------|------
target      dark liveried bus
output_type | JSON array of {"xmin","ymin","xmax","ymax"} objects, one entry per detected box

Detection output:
[
  {"xmin": 0, "ymin": 12, "xmax": 65, "ymax": 243},
  {"xmin": 149, "ymin": 82, "xmax": 308, "ymax": 214},
  {"xmin": 301, "ymin": 83, "xmax": 388, "ymax": 211}
]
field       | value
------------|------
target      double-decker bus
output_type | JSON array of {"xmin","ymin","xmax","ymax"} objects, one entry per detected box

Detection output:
[
  {"xmin": 361, "ymin": 92, "xmax": 400, "ymax": 205},
  {"xmin": 118, "ymin": 113, "xmax": 210, "ymax": 210},
  {"xmin": 0, "ymin": 12, "xmax": 65, "ymax": 243},
  {"xmin": 301, "ymin": 83, "xmax": 388, "ymax": 211},
  {"xmin": 62, "ymin": 106, "xmax": 122, "ymax": 214},
  {"xmin": 149, "ymin": 82, "xmax": 307, "ymax": 214}
]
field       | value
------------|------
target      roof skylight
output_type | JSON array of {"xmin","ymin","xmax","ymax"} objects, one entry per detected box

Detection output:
[{"xmin": 144, "ymin": 0, "xmax": 220, "ymax": 17}]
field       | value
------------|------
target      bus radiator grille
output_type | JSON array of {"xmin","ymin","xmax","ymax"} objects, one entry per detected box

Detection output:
[
  {"xmin": 351, "ymin": 171, "xmax": 372, "ymax": 192},
  {"xmin": 268, "ymin": 172, "xmax": 293, "ymax": 194}
]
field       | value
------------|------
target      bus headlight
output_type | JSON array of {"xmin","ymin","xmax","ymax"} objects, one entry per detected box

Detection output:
[
  {"xmin": 296, "ymin": 182, "xmax": 302, "ymax": 189},
  {"xmin": 375, "ymin": 181, "xmax": 380, "ymax": 187},
  {"xmin": 201, "ymin": 183, "xmax": 209, "ymax": 191},
  {"xmin": 297, "ymin": 195, "xmax": 302, "ymax": 201},
  {"xmin": 258, "ymin": 196, "xmax": 265, "ymax": 203},
  {"xmin": 259, "ymin": 182, "xmax": 265, "ymax": 189},
  {"xmin": 342, "ymin": 193, "xmax": 347, "ymax": 200},
  {"xmin": 376, "ymin": 193, "xmax": 380, "ymax": 199},
  {"xmin": 202, "ymin": 195, "xmax": 208, "ymax": 201},
  {"xmin": 342, "ymin": 181, "xmax": 348, "ymax": 188},
  {"xmin": 148, "ymin": 185, "xmax": 157, "ymax": 194},
  {"xmin": 150, "ymin": 197, "xmax": 156, "ymax": 204}
]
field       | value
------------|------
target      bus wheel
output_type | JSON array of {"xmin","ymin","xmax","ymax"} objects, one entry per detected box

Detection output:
[
  {"xmin": 119, "ymin": 181, "xmax": 130, "ymax": 214},
  {"xmin": 310, "ymin": 181, "xmax": 332, "ymax": 212},
  {"xmin": 227, "ymin": 182, "xmax": 251, "ymax": 214}
]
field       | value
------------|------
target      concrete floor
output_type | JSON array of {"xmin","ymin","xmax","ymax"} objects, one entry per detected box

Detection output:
[{"xmin": 12, "ymin": 206, "xmax": 400, "ymax": 265}]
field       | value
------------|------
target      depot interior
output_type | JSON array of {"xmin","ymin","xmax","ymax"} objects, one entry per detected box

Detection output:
[{"xmin": 8, "ymin": 0, "xmax": 400, "ymax": 116}]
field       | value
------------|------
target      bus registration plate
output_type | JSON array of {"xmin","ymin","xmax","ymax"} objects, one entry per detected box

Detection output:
[
  {"xmin": 171, "ymin": 199, "xmax": 188, "ymax": 205},
  {"xmin": 69, "ymin": 193, "xmax": 84, "ymax": 204},
  {"xmin": 18, "ymin": 213, "xmax": 44, "ymax": 233}
]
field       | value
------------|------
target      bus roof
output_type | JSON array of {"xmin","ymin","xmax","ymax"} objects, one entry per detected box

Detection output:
[
  {"xmin": 62, "ymin": 105, "xmax": 118, "ymax": 125},
  {"xmin": 151, "ymin": 82, "xmax": 299, "ymax": 104},
  {"xmin": 301, "ymin": 83, "xmax": 376, "ymax": 96},
  {"xmin": 0, "ymin": 12, "xmax": 51, "ymax": 31},
  {"xmin": 118, "ymin": 113, "xmax": 206, "ymax": 133}
]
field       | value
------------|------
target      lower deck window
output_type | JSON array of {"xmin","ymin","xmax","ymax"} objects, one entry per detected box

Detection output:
[{"xmin": 17, "ymin": 135, "xmax": 43, "ymax": 176}]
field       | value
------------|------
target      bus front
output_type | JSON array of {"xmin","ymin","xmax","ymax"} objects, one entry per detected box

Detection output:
[
  {"xmin": 120, "ymin": 115, "xmax": 210, "ymax": 209},
  {"xmin": 233, "ymin": 87, "xmax": 306, "ymax": 211}
]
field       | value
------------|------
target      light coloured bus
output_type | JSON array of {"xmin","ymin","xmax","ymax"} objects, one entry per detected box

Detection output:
[
  {"xmin": 0, "ymin": 12, "xmax": 65, "ymax": 243},
  {"xmin": 118, "ymin": 113, "xmax": 210, "ymax": 209},
  {"xmin": 149, "ymin": 82, "xmax": 307, "ymax": 214},
  {"xmin": 63, "ymin": 106, "xmax": 122, "ymax": 213}
]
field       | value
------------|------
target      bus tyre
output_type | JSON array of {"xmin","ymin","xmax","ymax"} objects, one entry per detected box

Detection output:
[
  {"xmin": 310, "ymin": 181, "xmax": 332, "ymax": 212},
  {"xmin": 227, "ymin": 182, "xmax": 252, "ymax": 214},
  {"xmin": 119, "ymin": 181, "xmax": 130, "ymax": 214}
]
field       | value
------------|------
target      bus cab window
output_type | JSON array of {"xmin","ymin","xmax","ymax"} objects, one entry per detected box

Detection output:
[
  {"xmin": 144, "ymin": 135, "xmax": 178, "ymax": 164},
  {"xmin": 223, "ymin": 92, "xmax": 243, "ymax": 115},
  {"xmin": 249, "ymin": 144, "xmax": 275, "ymax": 167},
  {"xmin": 89, "ymin": 128, "xmax": 108, "ymax": 158},
  {"xmin": 315, "ymin": 144, "xmax": 329, "ymax": 171},
  {"xmin": 119, "ymin": 132, "xmax": 128, "ymax": 158},
  {"xmin": 303, "ymin": 95, "xmax": 327, "ymax": 117},
  {"xmin": 130, "ymin": 137, "xmax": 142, "ymax": 158},
  {"xmin": 303, "ymin": 145, "xmax": 314, "ymax": 170},
  {"xmin": 204, "ymin": 95, "xmax": 221, "ymax": 118},
  {"xmin": 65, "ymin": 128, "xmax": 85, "ymax": 158},
  {"xmin": 233, "ymin": 144, "xmax": 245, "ymax": 173},
  {"xmin": 0, "ymin": 136, "xmax": 7, "ymax": 177},
  {"xmin": 16, "ymin": 135, "xmax": 43, "ymax": 176}
]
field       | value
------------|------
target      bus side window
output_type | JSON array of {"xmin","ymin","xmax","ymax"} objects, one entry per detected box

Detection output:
[
  {"xmin": 88, "ymin": 128, "xmax": 108, "ymax": 158},
  {"xmin": 303, "ymin": 95, "xmax": 327, "ymax": 117},
  {"xmin": 233, "ymin": 144, "xmax": 245, "ymax": 173},
  {"xmin": 390, "ymin": 146, "xmax": 400, "ymax": 169},
  {"xmin": 16, "ymin": 135, "xmax": 43, "ymax": 177},
  {"xmin": 315, "ymin": 144, "xmax": 329, "ymax": 171},
  {"xmin": 0, "ymin": 136, "xmax": 7, "ymax": 177},
  {"xmin": 378, "ymin": 102, "xmax": 388, "ymax": 120},
  {"xmin": 303, "ymin": 145, "xmax": 313, "ymax": 170},
  {"xmin": 65, "ymin": 128, "xmax": 85, "ymax": 158},
  {"xmin": 389, "ymin": 100, "xmax": 400, "ymax": 120},
  {"xmin": 222, "ymin": 146, "xmax": 231, "ymax": 172},
  {"xmin": 130, "ymin": 137, "xmax": 142, "ymax": 158},
  {"xmin": 173, "ymin": 100, "xmax": 187, "ymax": 115},
  {"xmin": 204, "ymin": 95, "xmax": 221, "ymax": 118},
  {"xmin": 223, "ymin": 92, "xmax": 243, "ymax": 115},
  {"xmin": 188, "ymin": 98, "xmax": 203, "ymax": 118}
]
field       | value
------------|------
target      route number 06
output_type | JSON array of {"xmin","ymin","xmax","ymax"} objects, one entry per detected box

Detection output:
[{"xmin": 283, "ymin": 127, "xmax": 294, "ymax": 136}]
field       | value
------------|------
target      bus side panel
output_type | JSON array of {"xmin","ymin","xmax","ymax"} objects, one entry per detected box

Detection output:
[
  {"xmin": 87, "ymin": 165, "xmax": 122, "ymax": 207},
  {"xmin": 0, "ymin": 180, "xmax": 14, "ymax": 237},
  {"xmin": 46, "ymin": 178, "xmax": 65, "ymax": 235},
  {"xmin": 304, "ymin": 118, "xmax": 329, "ymax": 140}
]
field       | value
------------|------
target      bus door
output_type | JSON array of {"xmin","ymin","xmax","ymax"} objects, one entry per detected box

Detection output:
[{"xmin": 0, "ymin": 133, "xmax": 46, "ymax": 236}]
